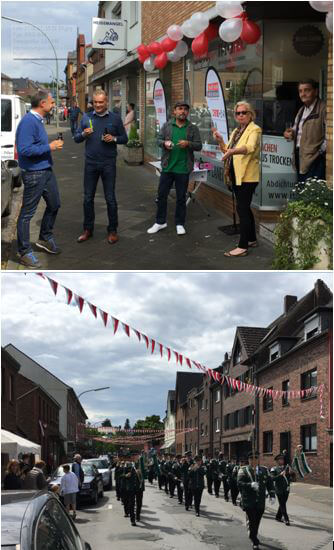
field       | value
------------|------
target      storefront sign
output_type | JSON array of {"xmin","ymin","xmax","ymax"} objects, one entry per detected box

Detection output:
[
  {"xmin": 92, "ymin": 18, "xmax": 125, "ymax": 50},
  {"xmin": 153, "ymin": 79, "xmax": 167, "ymax": 130},
  {"xmin": 293, "ymin": 25, "xmax": 324, "ymax": 57},
  {"xmin": 261, "ymin": 135, "xmax": 297, "ymax": 207},
  {"xmin": 205, "ymin": 67, "xmax": 229, "ymax": 143}
]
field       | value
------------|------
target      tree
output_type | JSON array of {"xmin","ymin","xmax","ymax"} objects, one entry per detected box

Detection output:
[
  {"xmin": 133, "ymin": 415, "xmax": 164, "ymax": 431},
  {"xmin": 101, "ymin": 418, "xmax": 112, "ymax": 427},
  {"xmin": 124, "ymin": 418, "xmax": 131, "ymax": 430}
]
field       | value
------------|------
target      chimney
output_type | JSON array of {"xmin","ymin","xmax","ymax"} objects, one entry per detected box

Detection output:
[{"xmin": 284, "ymin": 295, "xmax": 297, "ymax": 314}]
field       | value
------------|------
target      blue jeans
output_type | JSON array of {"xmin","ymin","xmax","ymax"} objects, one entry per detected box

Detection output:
[
  {"xmin": 83, "ymin": 160, "xmax": 118, "ymax": 233},
  {"xmin": 17, "ymin": 169, "xmax": 60, "ymax": 256},
  {"xmin": 156, "ymin": 171, "xmax": 189, "ymax": 225},
  {"xmin": 70, "ymin": 119, "xmax": 78, "ymax": 135}
]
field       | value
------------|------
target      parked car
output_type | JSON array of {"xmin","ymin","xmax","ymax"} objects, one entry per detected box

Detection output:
[
  {"xmin": 83, "ymin": 458, "xmax": 112, "ymax": 490},
  {"xmin": 1, "ymin": 489, "xmax": 92, "ymax": 550},
  {"xmin": 48, "ymin": 463, "xmax": 104, "ymax": 505},
  {"xmin": 1, "ymin": 94, "xmax": 25, "ymax": 187}
]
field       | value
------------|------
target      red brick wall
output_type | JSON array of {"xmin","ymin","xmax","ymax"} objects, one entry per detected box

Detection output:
[
  {"xmin": 1, "ymin": 360, "xmax": 18, "ymax": 434},
  {"xmin": 326, "ymin": 34, "xmax": 332, "ymax": 188},
  {"xmin": 258, "ymin": 335, "xmax": 331, "ymax": 486}
]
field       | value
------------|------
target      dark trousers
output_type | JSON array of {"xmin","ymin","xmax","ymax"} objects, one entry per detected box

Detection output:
[
  {"xmin": 17, "ymin": 168, "xmax": 60, "ymax": 256},
  {"xmin": 207, "ymin": 476, "xmax": 213, "ymax": 494},
  {"xmin": 83, "ymin": 160, "xmax": 118, "ymax": 233},
  {"xmin": 295, "ymin": 149, "xmax": 326, "ymax": 183},
  {"xmin": 184, "ymin": 480, "xmax": 193, "ymax": 508},
  {"xmin": 222, "ymin": 477, "xmax": 230, "ymax": 500},
  {"xmin": 276, "ymin": 493, "xmax": 289, "ymax": 522},
  {"xmin": 176, "ymin": 480, "xmax": 183, "ymax": 503},
  {"xmin": 136, "ymin": 489, "xmax": 143, "ymax": 520},
  {"xmin": 158, "ymin": 474, "xmax": 164, "ymax": 489},
  {"xmin": 115, "ymin": 479, "xmax": 121, "ymax": 500},
  {"xmin": 230, "ymin": 481, "xmax": 239, "ymax": 504},
  {"xmin": 156, "ymin": 171, "xmax": 189, "ymax": 226},
  {"xmin": 213, "ymin": 479, "xmax": 221, "ymax": 497},
  {"xmin": 123, "ymin": 490, "xmax": 135, "ymax": 522},
  {"xmin": 192, "ymin": 488, "xmax": 203, "ymax": 514},
  {"xmin": 70, "ymin": 119, "xmax": 78, "ymax": 135},
  {"xmin": 232, "ymin": 182, "xmax": 258, "ymax": 249},
  {"xmin": 245, "ymin": 507, "xmax": 264, "ymax": 545},
  {"xmin": 148, "ymin": 470, "xmax": 154, "ymax": 484},
  {"xmin": 169, "ymin": 477, "xmax": 176, "ymax": 497}
]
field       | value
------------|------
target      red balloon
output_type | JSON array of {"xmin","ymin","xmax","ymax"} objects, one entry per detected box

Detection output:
[
  {"xmin": 138, "ymin": 54, "xmax": 147, "ymax": 64},
  {"xmin": 154, "ymin": 52, "xmax": 168, "ymax": 69},
  {"xmin": 137, "ymin": 44, "xmax": 149, "ymax": 59},
  {"xmin": 204, "ymin": 23, "xmax": 219, "ymax": 42},
  {"xmin": 148, "ymin": 41, "xmax": 163, "ymax": 55},
  {"xmin": 240, "ymin": 19, "xmax": 261, "ymax": 44},
  {"xmin": 161, "ymin": 37, "xmax": 178, "ymax": 52},
  {"xmin": 191, "ymin": 32, "xmax": 209, "ymax": 57}
]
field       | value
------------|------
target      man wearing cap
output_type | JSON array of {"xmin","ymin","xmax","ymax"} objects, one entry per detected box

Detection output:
[
  {"xmin": 270, "ymin": 454, "xmax": 292, "ymax": 526},
  {"xmin": 147, "ymin": 102, "xmax": 202, "ymax": 236},
  {"xmin": 237, "ymin": 451, "xmax": 276, "ymax": 550}
]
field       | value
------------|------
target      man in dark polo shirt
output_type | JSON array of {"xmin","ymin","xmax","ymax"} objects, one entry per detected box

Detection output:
[{"xmin": 147, "ymin": 102, "xmax": 202, "ymax": 236}]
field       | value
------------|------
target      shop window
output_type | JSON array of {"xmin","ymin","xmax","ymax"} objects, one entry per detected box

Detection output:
[
  {"xmin": 301, "ymin": 369, "xmax": 317, "ymax": 398},
  {"xmin": 263, "ymin": 431, "xmax": 273, "ymax": 453},
  {"xmin": 263, "ymin": 388, "xmax": 273, "ymax": 411},
  {"xmin": 282, "ymin": 380, "xmax": 289, "ymax": 406},
  {"xmin": 301, "ymin": 424, "xmax": 317, "ymax": 451}
]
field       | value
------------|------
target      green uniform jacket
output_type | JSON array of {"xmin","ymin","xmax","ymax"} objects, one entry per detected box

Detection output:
[
  {"xmin": 219, "ymin": 459, "xmax": 228, "ymax": 478},
  {"xmin": 120, "ymin": 468, "xmax": 139, "ymax": 492},
  {"xmin": 189, "ymin": 466, "xmax": 206, "ymax": 490},
  {"xmin": 208, "ymin": 460, "xmax": 220, "ymax": 481},
  {"xmin": 270, "ymin": 466, "xmax": 291, "ymax": 496},
  {"xmin": 237, "ymin": 465, "xmax": 275, "ymax": 509}
]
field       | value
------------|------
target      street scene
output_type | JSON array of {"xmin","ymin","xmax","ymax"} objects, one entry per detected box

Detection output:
[
  {"xmin": 1, "ymin": 272, "xmax": 333, "ymax": 549},
  {"xmin": 1, "ymin": 0, "xmax": 332, "ymax": 270}
]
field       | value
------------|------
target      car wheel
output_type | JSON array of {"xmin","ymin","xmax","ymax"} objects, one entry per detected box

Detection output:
[
  {"xmin": 13, "ymin": 174, "xmax": 22, "ymax": 188},
  {"xmin": 91, "ymin": 488, "xmax": 98, "ymax": 505}
]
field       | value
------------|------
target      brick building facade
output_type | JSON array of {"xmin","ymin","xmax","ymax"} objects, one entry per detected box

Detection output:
[{"xmin": 1, "ymin": 348, "xmax": 20, "ymax": 434}]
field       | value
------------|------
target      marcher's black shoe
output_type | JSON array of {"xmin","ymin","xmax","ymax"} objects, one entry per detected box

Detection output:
[
  {"xmin": 185, "ymin": 507, "xmax": 189, "ymax": 511},
  {"xmin": 124, "ymin": 514, "xmax": 129, "ymax": 518},
  {"xmin": 252, "ymin": 545, "xmax": 259, "ymax": 550},
  {"xmin": 285, "ymin": 520, "xmax": 290, "ymax": 526},
  {"xmin": 196, "ymin": 512, "xmax": 200, "ymax": 517},
  {"xmin": 131, "ymin": 521, "xmax": 136, "ymax": 526},
  {"xmin": 275, "ymin": 517, "xmax": 282, "ymax": 522}
]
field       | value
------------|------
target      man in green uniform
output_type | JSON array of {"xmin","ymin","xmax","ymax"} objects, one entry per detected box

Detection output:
[
  {"xmin": 237, "ymin": 451, "xmax": 276, "ymax": 550},
  {"xmin": 121, "ymin": 462, "xmax": 139, "ymax": 526},
  {"xmin": 172, "ymin": 455, "xmax": 184, "ymax": 504},
  {"xmin": 218, "ymin": 453, "xmax": 229, "ymax": 501},
  {"xmin": 270, "ymin": 453, "xmax": 292, "ymax": 525},
  {"xmin": 227, "ymin": 456, "xmax": 239, "ymax": 505},
  {"xmin": 147, "ymin": 102, "xmax": 202, "ymax": 236},
  {"xmin": 188, "ymin": 456, "xmax": 207, "ymax": 517}
]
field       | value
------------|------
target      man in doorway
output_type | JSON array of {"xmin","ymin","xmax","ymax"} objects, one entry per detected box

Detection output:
[
  {"xmin": 68, "ymin": 101, "xmax": 82, "ymax": 136},
  {"xmin": 284, "ymin": 79, "xmax": 326, "ymax": 183},
  {"xmin": 16, "ymin": 90, "xmax": 63, "ymax": 268},
  {"xmin": 74, "ymin": 90, "xmax": 128, "ymax": 244},
  {"xmin": 147, "ymin": 101, "xmax": 202, "ymax": 236}
]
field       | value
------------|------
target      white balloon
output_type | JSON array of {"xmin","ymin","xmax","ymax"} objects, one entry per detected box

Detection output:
[
  {"xmin": 309, "ymin": 1, "xmax": 333, "ymax": 12},
  {"xmin": 181, "ymin": 19, "xmax": 199, "ymax": 38},
  {"xmin": 167, "ymin": 50, "xmax": 181, "ymax": 62},
  {"xmin": 218, "ymin": 18, "xmax": 243, "ymax": 42},
  {"xmin": 190, "ymin": 12, "xmax": 209, "ymax": 33},
  {"xmin": 167, "ymin": 24, "xmax": 184, "ymax": 41},
  {"xmin": 326, "ymin": 10, "xmax": 333, "ymax": 32},
  {"xmin": 174, "ymin": 40, "xmax": 189, "ymax": 57},
  {"xmin": 143, "ymin": 56, "xmax": 155, "ymax": 71},
  {"xmin": 216, "ymin": 1, "xmax": 243, "ymax": 19}
]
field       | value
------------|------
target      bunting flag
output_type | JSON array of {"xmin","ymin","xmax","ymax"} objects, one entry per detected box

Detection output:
[{"xmin": 36, "ymin": 274, "xmax": 326, "ymax": 412}]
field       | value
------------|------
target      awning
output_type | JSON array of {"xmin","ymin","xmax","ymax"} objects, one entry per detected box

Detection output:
[{"xmin": 1, "ymin": 429, "xmax": 41, "ymax": 459}]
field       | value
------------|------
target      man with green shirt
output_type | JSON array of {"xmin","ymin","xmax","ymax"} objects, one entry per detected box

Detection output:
[{"xmin": 147, "ymin": 102, "xmax": 202, "ymax": 235}]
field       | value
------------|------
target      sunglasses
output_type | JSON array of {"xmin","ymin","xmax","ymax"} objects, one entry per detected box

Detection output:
[{"xmin": 235, "ymin": 111, "xmax": 249, "ymax": 116}]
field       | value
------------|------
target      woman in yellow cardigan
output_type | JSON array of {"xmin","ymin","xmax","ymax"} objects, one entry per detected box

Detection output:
[{"xmin": 212, "ymin": 101, "xmax": 262, "ymax": 258}]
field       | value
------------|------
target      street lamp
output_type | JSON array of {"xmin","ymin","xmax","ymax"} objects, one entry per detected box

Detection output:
[
  {"xmin": 2, "ymin": 15, "xmax": 60, "ymax": 131},
  {"xmin": 75, "ymin": 387, "xmax": 110, "ymax": 446}
]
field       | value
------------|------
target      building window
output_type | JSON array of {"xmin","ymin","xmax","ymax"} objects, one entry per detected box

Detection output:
[
  {"xmin": 269, "ymin": 342, "xmax": 280, "ymax": 362},
  {"xmin": 205, "ymin": 425, "xmax": 208, "ymax": 436},
  {"xmin": 195, "ymin": 417, "xmax": 198, "ymax": 428},
  {"xmin": 239, "ymin": 409, "xmax": 245, "ymax": 427},
  {"xmin": 214, "ymin": 389, "xmax": 221, "ymax": 403},
  {"xmin": 304, "ymin": 314, "xmax": 320, "ymax": 340},
  {"xmin": 185, "ymin": 420, "xmax": 188, "ymax": 429},
  {"xmin": 224, "ymin": 414, "xmax": 229, "ymax": 430},
  {"xmin": 234, "ymin": 410, "xmax": 239, "ymax": 428},
  {"xmin": 112, "ymin": 1, "xmax": 122, "ymax": 18},
  {"xmin": 9, "ymin": 375, "xmax": 14, "ymax": 402},
  {"xmin": 233, "ymin": 340, "xmax": 242, "ymax": 365},
  {"xmin": 301, "ymin": 424, "xmax": 317, "ymax": 451},
  {"xmin": 263, "ymin": 431, "xmax": 273, "ymax": 453},
  {"xmin": 205, "ymin": 399, "xmax": 208, "ymax": 410},
  {"xmin": 129, "ymin": 1, "xmax": 138, "ymax": 27},
  {"xmin": 215, "ymin": 417, "xmax": 220, "ymax": 432},
  {"xmin": 263, "ymin": 387, "xmax": 273, "ymax": 411},
  {"xmin": 200, "ymin": 423, "xmax": 204, "ymax": 436},
  {"xmin": 244, "ymin": 406, "xmax": 252, "ymax": 425},
  {"xmin": 301, "ymin": 369, "xmax": 317, "ymax": 397},
  {"xmin": 282, "ymin": 380, "xmax": 289, "ymax": 406},
  {"xmin": 170, "ymin": 400, "xmax": 175, "ymax": 412},
  {"xmin": 1, "ymin": 368, "xmax": 5, "ymax": 399}
]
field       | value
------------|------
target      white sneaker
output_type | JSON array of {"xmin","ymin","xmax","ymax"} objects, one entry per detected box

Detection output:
[
  {"xmin": 147, "ymin": 223, "xmax": 167, "ymax": 234},
  {"xmin": 176, "ymin": 225, "xmax": 186, "ymax": 235}
]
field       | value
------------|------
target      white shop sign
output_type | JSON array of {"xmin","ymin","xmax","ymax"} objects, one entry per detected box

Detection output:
[
  {"xmin": 92, "ymin": 18, "xmax": 125, "ymax": 50},
  {"xmin": 261, "ymin": 135, "xmax": 297, "ymax": 207}
]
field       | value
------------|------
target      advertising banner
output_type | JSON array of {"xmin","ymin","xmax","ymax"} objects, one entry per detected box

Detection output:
[
  {"xmin": 153, "ymin": 79, "xmax": 167, "ymax": 130},
  {"xmin": 92, "ymin": 18, "xmax": 125, "ymax": 50},
  {"xmin": 205, "ymin": 67, "xmax": 229, "ymax": 143},
  {"xmin": 261, "ymin": 135, "xmax": 297, "ymax": 207}
]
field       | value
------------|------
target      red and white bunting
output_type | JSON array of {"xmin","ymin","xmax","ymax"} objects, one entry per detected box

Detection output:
[
  {"xmin": 167, "ymin": 348, "xmax": 171, "ymax": 361},
  {"xmin": 65, "ymin": 287, "xmax": 73, "ymax": 305},
  {"xmin": 159, "ymin": 343, "xmax": 164, "ymax": 357},
  {"xmin": 99, "ymin": 309, "xmax": 108, "ymax": 327},
  {"xmin": 88, "ymin": 302, "xmax": 97, "ymax": 317},
  {"xmin": 151, "ymin": 339, "xmax": 155, "ymax": 354},
  {"xmin": 143, "ymin": 334, "xmax": 149, "ymax": 348},
  {"xmin": 174, "ymin": 351, "xmax": 179, "ymax": 364},
  {"xmin": 112, "ymin": 317, "xmax": 119, "ymax": 334},
  {"xmin": 186, "ymin": 357, "xmax": 192, "ymax": 369},
  {"xmin": 74, "ymin": 294, "xmax": 84, "ymax": 313},
  {"xmin": 135, "ymin": 330, "xmax": 141, "ymax": 342},
  {"xmin": 122, "ymin": 323, "xmax": 130, "ymax": 337},
  {"xmin": 47, "ymin": 277, "xmax": 58, "ymax": 295}
]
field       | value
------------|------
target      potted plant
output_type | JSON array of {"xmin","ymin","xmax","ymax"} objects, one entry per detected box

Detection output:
[
  {"xmin": 273, "ymin": 178, "xmax": 333, "ymax": 270},
  {"xmin": 123, "ymin": 124, "xmax": 144, "ymax": 165}
]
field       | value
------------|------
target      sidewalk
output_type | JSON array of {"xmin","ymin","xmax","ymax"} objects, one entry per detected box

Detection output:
[{"xmin": 4, "ymin": 123, "xmax": 274, "ymax": 270}]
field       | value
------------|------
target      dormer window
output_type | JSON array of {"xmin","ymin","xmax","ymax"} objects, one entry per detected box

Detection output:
[
  {"xmin": 304, "ymin": 314, "xmax": 320, "ymax": 341},
  {"xmin": 269, "ymin": 342, "xmax": 280, "ymax": 362},
  {"xmin": 233, "ymin": 340, "xmax": 242, "ymax": 365}
]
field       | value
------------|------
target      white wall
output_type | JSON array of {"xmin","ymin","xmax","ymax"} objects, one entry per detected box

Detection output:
[
  {"xmin": 164, "ymin": 413, "xmax": 176, "ymax": 448},
  {"xmin": 104, "ymin": 1, "xmax": 141, "ymax": 69}
]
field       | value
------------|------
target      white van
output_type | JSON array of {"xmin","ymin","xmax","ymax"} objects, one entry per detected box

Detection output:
[{"xmin": 1, "ymin": 94, "xmax": 26, "ymax": 185}]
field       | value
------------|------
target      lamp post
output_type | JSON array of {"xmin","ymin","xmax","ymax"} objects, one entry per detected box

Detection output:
[
  {"xmin": 2, "ymin": 15, "xmax": 60, "ymax": 131},
  {"xmin": 75, "ymin": 387, "xmax": 110, "ymax": 447}
]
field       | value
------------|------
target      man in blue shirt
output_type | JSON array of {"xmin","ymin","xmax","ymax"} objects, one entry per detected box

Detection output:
[
  {"xmin": 68, "ymin": 101, "xmax": 83, "ymax": 137},
  {"xmin": 74, "ymin": 90, "xmax": 128, "ymax": 244},
  {"xmin": 16, "ymin": 90, "xmax": 63, "ymax": 268}
]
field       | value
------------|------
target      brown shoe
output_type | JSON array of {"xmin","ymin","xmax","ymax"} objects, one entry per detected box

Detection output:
[
  {"xmin": 107, "ymin": 232, "xmax": 119, "ymax": 245},
  {"xmin": 77, "ymin": 229, "xmax": 93, "ymax": 243}
]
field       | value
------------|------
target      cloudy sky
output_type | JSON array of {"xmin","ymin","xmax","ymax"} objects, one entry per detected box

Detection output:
[
  {"xmin": 1, "ymin": 0, "xmax": 98, "ymax": 82},
  {"xmin": 2, "ymin": 272, "xmax": 332, "ymax": 427}
]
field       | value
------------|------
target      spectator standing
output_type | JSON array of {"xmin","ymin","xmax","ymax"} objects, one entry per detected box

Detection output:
[
  {"xmin": 68, "ymin": 101, "xmax": 83, "ymax": 136},
  {"xmin": 124, "ymin": 103, "xmax": 135, "ymax": 135},
  {"xmin": 22, "ymin": 460, "xmax": 48, "ymax": 489},
  {"xmin": 60, "ymin": 464, "xmax": 79, "ymax": 520},
  {"xmin": 16, "ymin": 90, "xmax": 63, "ymax": 268},
  {"xmin": 4, "ymin": 460, "xmax": 22, "ymax": 489},
  {"xmin": 72, "ymin": 454, "xmax": 84, "ymax": 488}
]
